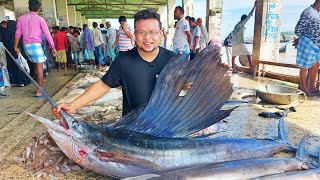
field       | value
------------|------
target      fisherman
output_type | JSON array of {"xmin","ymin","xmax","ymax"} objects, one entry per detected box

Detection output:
[
  {"xmin": 230, "ymin": 0, "xmax": 256, "ymax": 73},
  {"xmin": 14, "ymin": 0, "xmax": 57, "ymax": 98},
  {"xmin": 53, "ymin": 26, "xmax": 68, "ymax": 72},
  {"xmin": 172, "ymin": 6, "xmax": 192, "ymax": 55},
  {"xmin": 105, "ymin": 21, "xmax": 117, "ymax": 64},
  {"xmin": 82, "ymin": 24, "xmax": 95, "ymax": 65},
  {"xmin": 294, "ymin": 0, "xmax": 320, "ymax": 96},
  {"xmin": 197, "ymin": 18, "xmax": 209, "ymax": 52},
  {"xmin": 189, "ymin": 17, "xmax": 201, "ymax": 60},
  {"xmin": 92, "ymin": 22, "xmax": 105, "ymax": 69},
  {"xmin": 52, "ymin": 9, "xmax": 175, "ymax": 117}
]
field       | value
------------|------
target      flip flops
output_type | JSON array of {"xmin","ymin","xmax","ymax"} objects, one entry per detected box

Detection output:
[{"xmin": 34, "ymin": 95, "xmax": 45, "ymax": 99}]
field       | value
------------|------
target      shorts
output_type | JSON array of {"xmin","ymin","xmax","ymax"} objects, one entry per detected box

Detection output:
[{"xmin": 24, "ymin": 43, "xmax": 46, "ymax": 63}]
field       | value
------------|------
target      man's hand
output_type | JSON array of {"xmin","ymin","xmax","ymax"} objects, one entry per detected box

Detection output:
[
  {"xmin": 52, "ymin": 48, "xmax": 57, "ymax": 57},
  {"xmin": 189, "ymin": 44, "xmax": 194, "ymax": 51},
  {"xmin": 51, "ymin": 103, "xmax": 77, "ymax": 119},
  {"xmin": 122, "ymin": 23, "xmax": 127, "ymax": 31},
  {"xmin": 14, "ymin": 47, "xmax": 21, "ymax": 55}
]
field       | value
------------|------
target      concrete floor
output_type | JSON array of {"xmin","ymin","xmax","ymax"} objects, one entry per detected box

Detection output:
[{"xmin": 0, "ymin": 69, "xmax": 319, "ymax": 179}]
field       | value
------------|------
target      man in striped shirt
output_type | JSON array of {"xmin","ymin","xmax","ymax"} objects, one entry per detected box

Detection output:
[{"xmin": 112, "ymin": 16, "xmax": 134, "ymax": 54}]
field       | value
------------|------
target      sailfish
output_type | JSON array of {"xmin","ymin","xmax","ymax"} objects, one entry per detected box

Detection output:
[{"xmin": 6, "ymin": 43, "xmax": 289, "ymax": 178}]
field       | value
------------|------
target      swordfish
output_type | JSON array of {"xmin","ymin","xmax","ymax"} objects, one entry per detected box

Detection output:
[{"xmin": 23, "ymin": 43, "xmax": 289, "ymax": 178}]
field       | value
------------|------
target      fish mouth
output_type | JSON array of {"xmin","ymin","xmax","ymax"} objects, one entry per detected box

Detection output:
[
  {"xmin": 25, "ymin": 112, "xmax": 88, "ymax": 160},
  {"xmin": 25, "ymin": 112, "xmax": 71, "ymax": 136}
]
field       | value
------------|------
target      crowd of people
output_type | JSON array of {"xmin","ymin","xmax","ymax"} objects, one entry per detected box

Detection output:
[{"xmin": 0, "ymin": 0, "xmax": 211, "ymax": 98}]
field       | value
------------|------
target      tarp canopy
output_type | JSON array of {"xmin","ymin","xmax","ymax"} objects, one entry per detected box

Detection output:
[
  {"xmin": 0, "ymin": 0, "xmax": 167, "ymax": 19},
  {"xmin": 68, "ymin": 0, "xmax": 167, "ymax": 19}
]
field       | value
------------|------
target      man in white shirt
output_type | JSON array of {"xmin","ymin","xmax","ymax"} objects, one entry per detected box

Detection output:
[
  {"xmin": 173, "ymin": 6, "xmax": 192, "ymax": 55},
  {"xmin": 197, "ymin": 18, "xmax": 209, "ymax": 51},
  {"xmin": 92, "ymin": 22, "xmax": 105, "ymax": 68}
]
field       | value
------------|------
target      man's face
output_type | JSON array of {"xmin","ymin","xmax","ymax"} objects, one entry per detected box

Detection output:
[
  {"xmin": 197, "ymin": 19, "xmax": 202, "ymax": 26},
  {"xmin": 134, "ymin": 19, "xmax": 161, "ymax": 53},
  {"xmin": 120, "ymin": 20, "xmax": 126, "ymax": 26},
  {"xmin": 106, "ymin": 23, "xmax": 111, "ymax": 28},
  {"xmin": 189, "ymin": 21, "xmax": 196, "ymax": 28},
  {"xmin": 174, "ymin": 8, "xmax": 181, "ymax": 20}
]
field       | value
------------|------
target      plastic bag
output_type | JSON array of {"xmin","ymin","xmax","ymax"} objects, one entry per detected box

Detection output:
[
  {"xmin": 17, "ymin": 55, "xmax": 30, "ymax": 74},
  {"xmin": 2, "ymin": 66, "xmax": 10, "ymax": 87}
]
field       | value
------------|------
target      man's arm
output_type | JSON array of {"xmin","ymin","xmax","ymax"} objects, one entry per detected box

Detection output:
[
  {"xmin": 52, "ymin": 80, "xmax": 111, "ymax": 118},
  {"xmin": 112, "ymin": 33, "xmax": 119, "ymax": 48},
  {"xmin": 14, "ymin": 19, "xmax": 22, "ymax": 54},
  {"xmin": 122, "ymin": 25, "xmax": 133, "ymax": 39},
  {"xmin": 185, "ymin": 30, "xmax": 193, "ymax": 49}
]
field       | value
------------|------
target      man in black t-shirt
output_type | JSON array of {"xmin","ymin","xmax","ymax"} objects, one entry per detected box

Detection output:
[{"xmin": 52, "ymin": 9, "xmax": 175, "ymax": 117}]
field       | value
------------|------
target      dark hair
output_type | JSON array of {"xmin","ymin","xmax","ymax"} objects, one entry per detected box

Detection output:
[
  {"xmin": 185, "ymin": 16, "xmax": 191, "ymax": 20},
  {"xmin": 78, "ymin": 27, "xmax": 82, "ymax": 31},
  {"xmin": 189, "ymin": 17, "xmax": 196, "ymax": 23},
  {"xmin": 118, "ymin": 16, "xmax": 127, "ymax": 23},
  {"xmin": 28, "ymin": 0, "xmax": 41, "ymax": 12},
  {"xmin": 241, "ymin": 14, "xmax": 248, "ymax": 21},
  {"xmin": 134, "ymin": 9, "xmax": 161, "ymax": 29},
  {"xmin": 68, "ymin": 26, "xmax": 73, "ymax": 29},
  {"xmin": 99, "ymin": 23, "xmax": 104, "ymax": 28},
  {"xmin": 51, "ymin": 26, "xmax": 59, "ymax": 31},
  {"xmin": 83, "ymin": 24, "xmax": 88, "ymax": 28},
  {"xmin": 73, "ymin": 29, "xmax": 80, "ymax": 35},
  {"xmin": 61, "ymin": 27, "xmax": 67, "ymax": 31},
  {"xmin": 175, "ymin": 6, "xmax": 184, "ymax": 14},
  {"xmin": 92, "ymin": 22, "xmax": 98, "ymax": 28}
]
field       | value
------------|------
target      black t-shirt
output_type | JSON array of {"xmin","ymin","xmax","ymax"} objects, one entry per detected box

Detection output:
[{"xmin": 101, "ymin": 47, "xmax": 175, "ymax": 115}]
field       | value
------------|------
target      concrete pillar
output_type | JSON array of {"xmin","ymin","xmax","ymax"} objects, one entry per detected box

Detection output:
[
  {"xmin": 76, "ymin": 11, "xmax": 82, "ymax": 27},
  {"xmin": 167, "ymin": 0, "xmax": 176, "ymax": 50},
  {"xmin": 56, "ymin": 0, "xmax": 69, "ymax": 27},
  {"xmin": 81, "ymin": 16, "xmax": 86, "ymax": 26},
  {"xmin": 68, "ymin": 5, "xmax": 77, "ymax": 27},
  {"xmin": 252, "ymin": 0, "xmax": 283, "ymax": 67},
  {"xmin": 13, "ymin": 0, "xmax": 29, "ymax": 18},
  {"xmin": 42, "ymin": 0, "xmax": 58, "ymax": 27},
  {"xmin": 182, "ymin": 0, "xmax": 194, "ymax": 17},
  {"xmin": 158, "ymin": 5, "xmax": 167, "ymax": 30},
  {"xmin": 0, "ymin": 6, "xmax": 6, "ymax": 22},
  {"xmin": 206, "ymin": 0, "xmax": 223, "ymax": 41}
]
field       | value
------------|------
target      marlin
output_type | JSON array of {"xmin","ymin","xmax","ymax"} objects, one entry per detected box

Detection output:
[
  {"xmin": 153, "ymin": 135, "xmax": 313, "ymax": 180},
  {"xmin": 6, "ymin": 44, "xmax": 290, "ymax": 178}
]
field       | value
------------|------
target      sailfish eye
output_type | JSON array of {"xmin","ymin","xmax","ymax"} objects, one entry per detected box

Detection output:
[{"xmin": 72, "ymin": 121, "xmax": 79, "ymax": 128}]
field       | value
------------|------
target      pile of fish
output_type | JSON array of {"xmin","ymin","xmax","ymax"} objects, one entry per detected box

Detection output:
[
  {"xmin": 13, "ymin": 132, "xmax": 82, "ymax": 179},
  {"xmin": 14, "ymin": 70, "xmax": 123, "ymax": 178},
  {"xmin": 18, "ymin": 43, "xmax": 320, "ymax": 179}
]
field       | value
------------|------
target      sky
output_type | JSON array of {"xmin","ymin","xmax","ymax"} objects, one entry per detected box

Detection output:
[
  {"xmin": 192, "ymin": 0, "xmax": 315, "ymax": 38},
  {"xmin": 85, "ymin": 0, "xmax": 315, "ymax": 39}
]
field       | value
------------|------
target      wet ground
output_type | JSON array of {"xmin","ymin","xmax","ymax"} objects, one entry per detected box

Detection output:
[{"xmin": 0, "ymin": 69, "xmax": 320, "ymax": 179}]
